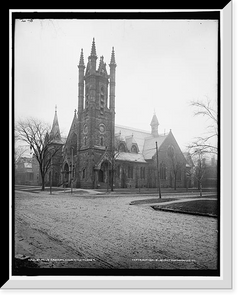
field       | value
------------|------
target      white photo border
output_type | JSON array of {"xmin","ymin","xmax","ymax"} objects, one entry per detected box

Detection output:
[{"xmin": 5, "ymin": 3, "xmax": 232, "ymax": 289}]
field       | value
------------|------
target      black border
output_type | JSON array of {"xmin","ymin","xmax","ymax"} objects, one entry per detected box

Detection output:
[
  {"xmin": 10, "ymin": 10, "xmax": 221, "ymax": 280},
  {"xmin": 13, "ymin": 11, "xmax": 219, "ymax": 20},
  {"xmin": 9, "ymin": 1, "xmax": 230, "ymax": 9}
]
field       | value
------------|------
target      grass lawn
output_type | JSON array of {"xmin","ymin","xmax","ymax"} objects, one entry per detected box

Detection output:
[
  {"xmin": 130, "ymin": 197, "xmax": 179, "ymax": 205},
  {"xmin": 152, "ymin": 200, "xmax": 218, "ymax": 217},
  {"xmin": 130, "ymin": 194, "xmax": 217, "ymax": 206}
]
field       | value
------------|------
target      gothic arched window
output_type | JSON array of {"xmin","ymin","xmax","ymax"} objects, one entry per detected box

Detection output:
[
  {"xmin": 167, "ymin": 145, "xmax": 175, "ymax": 159},
  {"xmin": 160, "ymin": 163, "xmax": 167, "ymax": 180},
  {"xmin": 100, "ymin": 86, "xmax": 105, "ymax": 114},
  {"xmin": 100, "ymin": 136, "xmax": 104, "ymax": 146},
  {"xmin": 118, "ymin": 142, "xmax": 126, "ymax": 152},
  {"xmin": 85, "ymin": 85, "xmax": 90, "ymax": 109},
  {"xmin": 70, "ymin": 133, "xmax": 77, "ymax": 155},
  {"xmin": 131, "ymin": 144, "xmax": 138, "ymax": 153}
]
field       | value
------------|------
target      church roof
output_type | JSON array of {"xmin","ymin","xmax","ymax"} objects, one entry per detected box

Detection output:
[
  {"xmin": 115, "ymin": 152, "xmax": 147, "ymax": 163},
  {"xmin": 143, "ymin": 135, "xmax": 167, "ymax": 160},
  {"xmin": 115, "ymin": 125, "xmax": 151, "ymax": 155},
  {"xmin": 115, "ymin": 124, "xmax": 169, "ymax": 161},
  {"xmin": 65, "ymin": 110, "xmax": 78, "ymax": 145}
]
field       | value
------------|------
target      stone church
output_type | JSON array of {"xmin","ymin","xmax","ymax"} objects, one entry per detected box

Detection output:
[{"xmin": 50, "ymin": 38, "xmax": 188, "ymax": 189}]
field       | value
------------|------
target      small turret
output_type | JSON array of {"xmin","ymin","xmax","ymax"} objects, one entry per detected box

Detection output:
[{"xmin": 150, "ymin": 113, "xmax": 159, "ymax": 137}]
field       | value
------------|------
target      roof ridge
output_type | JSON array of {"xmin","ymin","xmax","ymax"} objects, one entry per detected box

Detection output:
[
  {"xmin": 115, "ymin": 124, "xmax": 151, "ymax": 134},
  {"xmin": 144, "ymin": 133, "xmax": 168, "ymax": 140}
]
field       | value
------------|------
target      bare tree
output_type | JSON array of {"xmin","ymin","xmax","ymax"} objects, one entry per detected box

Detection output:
[
  {"xmin": 15, "ymin": 118, "xmax": 62, "ymax": 191},
  {"xmin": 189, "ymin": 97, "xmax": 218, "ymax": 155},
  {"xmin": 188, "ymin": 148, "xmax": 206, "ymax": 197},
  {"xmin": 167, "ymin": 145, "xmax": 181, "ymax": 190},
  {"xmin": 14, "ymin": 145, "xmax": 28, "ymax": 166},
  {"xmin": 108, "ymin": 146, "xmax": 121, "ymax": 191}
]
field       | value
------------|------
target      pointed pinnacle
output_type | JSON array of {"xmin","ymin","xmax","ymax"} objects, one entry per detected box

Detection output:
[
  {"xmin": 51, "ymin": 106, "xmax": 61, "ymax": 140},
  {"xmin": 110, "ymin": 46, "xmax": 116, "ymax": 65},
  {"xmin": 79, "ymin": 48, "xmax": 85, "ymax": 67},
  {"xmin": 90, "ymin": 37, "xmax": 97, "ymax": 57}
]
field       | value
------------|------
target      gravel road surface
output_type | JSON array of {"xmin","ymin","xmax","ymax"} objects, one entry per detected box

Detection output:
[{"xmin": 14, "ymin": 191, "xmax": 218, "ymax": 270}]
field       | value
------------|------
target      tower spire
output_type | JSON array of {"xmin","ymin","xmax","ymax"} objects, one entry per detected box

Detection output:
[
  {"xmin": 78, "ymin": 48, "xmax": 85, "ymax": 113},
  {"xmin": 109, "ymin": 46, "xmax": 116, "ymax": 153},
  {"xmin": 90, "ymin": 37, "xmax": 97, "ymax": 57},
  {"xmin": 50, "ymin": 106, "xmax": 61, "ymax": 141},
  {"xmin": 110, "ymin": 47, "xmax": 116, "ymax": 66},
  {"xmin": 79, "ymin": 48, "xmax": 85, "ymax": 67},
  {"xmin": 88, "ymin": 38, "xmax": 98, "ymax": 73}
]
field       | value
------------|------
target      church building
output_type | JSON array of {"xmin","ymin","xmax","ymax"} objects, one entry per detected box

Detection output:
[{"xmin": 52, "ymin": 39, "xmax": 188, "ymax": 189}]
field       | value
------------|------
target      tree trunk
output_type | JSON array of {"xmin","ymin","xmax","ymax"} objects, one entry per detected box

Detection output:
[
  {"xmin": 199, "ymin": 182, "xmax": 203, "ymax": 197},
  {"xmin": 111, "ymin": 167, "xmax": 114, "ymax": 192},
  {"xmin": 41, "ymin": 173, "xmax": 45, "ymax": 191},
  {"xmin": 174, "ymin": 174, "xmax": 177, "ymax": 190}
]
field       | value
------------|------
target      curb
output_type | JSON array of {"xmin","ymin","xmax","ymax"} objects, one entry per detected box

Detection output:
[{"xmin": 151, "ymin": 206, "xmax": 218, "ymax": 218}]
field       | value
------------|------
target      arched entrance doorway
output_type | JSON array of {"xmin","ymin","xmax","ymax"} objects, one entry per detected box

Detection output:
[
  {"xmin": 63, "ymin": 163, "xmax": 69, "ymax": 185},
  {"xmin": 96, "ymin": 160, "xmax": 112, "ymax": 188},
  {"xmin": 98, "ymin": 169, "xmax": 104, "ymax": 183},
  {"xmin": 100, "ymin": 161, "xmax": 109, "ymax": 183}
]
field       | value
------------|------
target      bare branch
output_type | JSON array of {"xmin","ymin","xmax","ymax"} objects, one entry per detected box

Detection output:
[
  {"xmin": 190, "ymin": 99, "xmax": 217, "ymax": 124},
  {"xmin": 15, "ymin": 117, "xmax": 63, "ymax": 190},
  {"xmin": 14, "ymin": 146, "xmax": 28, "ymax": 164},
  {"xmin": 189, "ymin": 97, "xmax": 218, "ymax": 157}
]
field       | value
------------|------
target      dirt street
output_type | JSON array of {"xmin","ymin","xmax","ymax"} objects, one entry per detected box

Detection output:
[{"xmin": 14, "ymin": 191, "xmax": 218, "ymax": 270}]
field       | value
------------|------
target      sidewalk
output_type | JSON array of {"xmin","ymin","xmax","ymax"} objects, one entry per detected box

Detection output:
[
  {"xmin": 132, "ymin": 196, "xmax": 218, "ymax": 207},
  {"xmin": 15, "ymin": 184, "xmax": 217, "ymax": 198},
  {"xmin": 94, "ymin": 187, "xmax": 217, "ymax": 195}
]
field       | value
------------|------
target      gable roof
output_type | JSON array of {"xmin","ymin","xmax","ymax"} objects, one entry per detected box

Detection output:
[
  {"xmin": 143, "ymin": 135, "xmax": 168, "ymax": 160},
  {"xmin": 65, "ymin": 111, "xmax": 78, "ymax": 146}
]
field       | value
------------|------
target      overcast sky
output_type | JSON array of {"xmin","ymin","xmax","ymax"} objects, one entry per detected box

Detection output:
[{"xmin": 14, "ymin": 18, "xmax": 218, "ymax": 152}]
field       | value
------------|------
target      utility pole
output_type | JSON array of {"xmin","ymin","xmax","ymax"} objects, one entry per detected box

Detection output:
[
  {"xmin": 156, "ymin": 141, "xmax": 161, "ymax": 199},
  {"xmin": 50, "ymin": 155, "xmax": 52, "ymax": 195},
  {"xmin": 107, "ymin": 162, "xmax": 109, "ymax": 192},
  {"xmin": 71, "ymin": 147, "xmax": 73, "ymax": 194},
  {"xmin": 110, "ymin": 146, "xmax": 115, "ymax": 192},
  {"xmin": 49, "ymin": 146, "xmax": 54, "ymax": 195}
]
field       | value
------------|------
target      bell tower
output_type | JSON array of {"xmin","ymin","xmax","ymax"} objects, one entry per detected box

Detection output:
[
  {"xmin": 77, "ymin": 38, "xmax": 116, "ymax": 188},
  {"xmin": 109, "ymin": 47, "xmax": 117, "ymax": 151}
]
